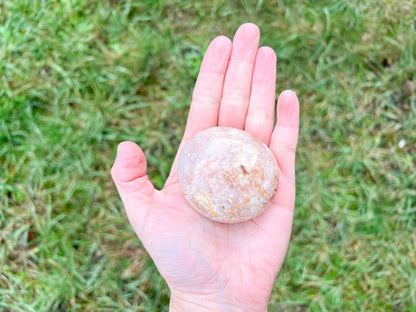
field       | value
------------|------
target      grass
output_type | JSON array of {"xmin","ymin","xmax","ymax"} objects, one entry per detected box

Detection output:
[{"xmin": 0, "ymin": 0, "xmax": 415, "ymax": 311}]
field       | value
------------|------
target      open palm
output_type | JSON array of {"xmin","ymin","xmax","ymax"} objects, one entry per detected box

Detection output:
[{"xmin": 111, "ymin": 23, "xmax": 299, "ymax": 311}]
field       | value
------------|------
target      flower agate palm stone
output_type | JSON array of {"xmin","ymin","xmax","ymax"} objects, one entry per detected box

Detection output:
[{"xmin": 178, "ymin": 127, "xmax": 279, "ymax": 223}]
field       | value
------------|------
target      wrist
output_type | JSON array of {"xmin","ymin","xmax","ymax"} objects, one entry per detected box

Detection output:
[
  {"xmin": 169, "ymin": 290, "xmax": 268, "ymax": 312},
  {"xmin": 169, "ymin": 295, "xmax": 217, "ymax": 312}
]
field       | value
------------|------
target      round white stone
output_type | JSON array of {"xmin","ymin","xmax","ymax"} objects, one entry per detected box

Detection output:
[{"xmin": 178, "ymin": 127, "xmax": 279, "ymax": 223}]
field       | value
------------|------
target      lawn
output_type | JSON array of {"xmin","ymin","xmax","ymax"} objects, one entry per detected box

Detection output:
[{"xmin": 1, "ymin": 0, "xmax": 415, "ymax": 311}]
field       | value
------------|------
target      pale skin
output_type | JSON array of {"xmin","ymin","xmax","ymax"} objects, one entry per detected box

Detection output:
[{"xmin": 111, "ymin": 23, "xmax": 300, "ymax": 311}]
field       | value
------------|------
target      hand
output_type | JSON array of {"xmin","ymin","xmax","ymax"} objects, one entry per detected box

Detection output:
[{"xmin": 111, "ymin": 23, "xmax": 299, "ymax": 312}]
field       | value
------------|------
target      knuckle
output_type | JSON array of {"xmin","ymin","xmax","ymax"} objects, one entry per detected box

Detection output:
[
  {"xmin": 270, "ymin": 141, "xmax": 298, "ymax": 154},
  {"xmin": 221, "ymin": 89, "xmax": 248, "ymax": 106},
  {"xmin": 192, "ymin": 92, "xmax": 220, "ymax": 107}
]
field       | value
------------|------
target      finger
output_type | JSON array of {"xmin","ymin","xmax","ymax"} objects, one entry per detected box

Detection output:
[
  {"xmin": 182, "ymin": 35, "xmax": 232, "ymax": 141},
  {"xmin": 218, "ymin": 23, "xmax": 260, "ymax": 129},
  {"xmin": 111, "ymin": 141, "xmax": 155, "ymax": 199},
  {"xmin": 165, "ymin": 36, "xmax": 232, "ymax": 188},
  {"xmin": 251, "ymin": 90, "xmax": 299, "ymax": 241},
  {"xmin": 269, "ymin": 90, "xmax": 300, "ymax": 188},
  {"xmin": 244, "ymin": 47, "xmax": 276, "ymax": 144}
]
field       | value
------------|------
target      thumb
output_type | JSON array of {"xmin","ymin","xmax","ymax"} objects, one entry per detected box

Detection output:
[{"xmin": 111, "ymin": 141, "xmax": 155, "ymax": 199}]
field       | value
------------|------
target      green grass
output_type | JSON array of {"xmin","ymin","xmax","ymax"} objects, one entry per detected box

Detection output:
[{"xmin": 1, "ymin": 0, "xmax": 415, "ymax": 311}]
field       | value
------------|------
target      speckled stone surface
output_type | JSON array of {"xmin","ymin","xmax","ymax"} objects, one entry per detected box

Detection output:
[{"xmin": 178, "ymin": 127, "xmax": 279, "ymax": 223}]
